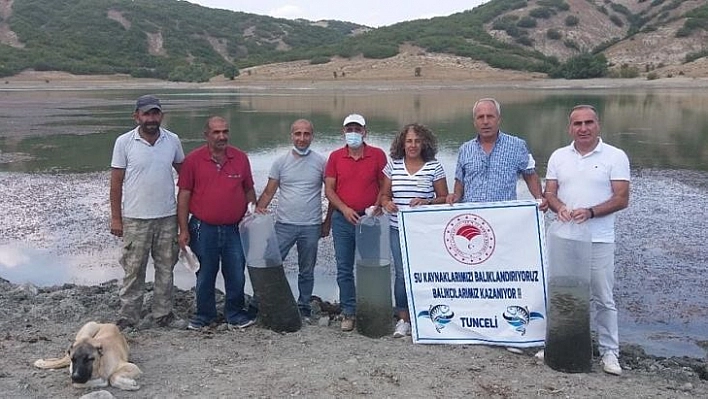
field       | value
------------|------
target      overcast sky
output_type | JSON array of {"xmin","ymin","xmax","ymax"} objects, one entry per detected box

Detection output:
[{"xmin": 189, "ymin": 1, "xmax": 490, "ymax": 28}]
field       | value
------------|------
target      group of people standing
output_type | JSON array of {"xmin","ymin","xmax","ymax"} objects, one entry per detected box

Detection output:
[{"xmin": 109, "ymin": 95, "xmax": 629, "ymax": 376}]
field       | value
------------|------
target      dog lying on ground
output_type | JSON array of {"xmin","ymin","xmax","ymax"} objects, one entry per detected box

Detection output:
[{"xmin": 34, "ymin": 321, "xmax": 142, "ymax": 390}]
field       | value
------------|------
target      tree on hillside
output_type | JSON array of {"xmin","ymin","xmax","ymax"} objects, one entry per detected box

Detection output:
[{"xmin": 550, "ymin": 52, "xmax": 608, "ymax": 79}]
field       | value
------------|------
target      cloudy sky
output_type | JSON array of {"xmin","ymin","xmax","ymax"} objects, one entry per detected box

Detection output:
[{"xmin": 190, "ymin": 1, "xmax": 490, "ymax": 28}]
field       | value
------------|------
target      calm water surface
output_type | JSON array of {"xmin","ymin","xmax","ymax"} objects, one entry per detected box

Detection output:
[
  {"xmin": 1, "ymin": 87, "xmax": 707, "ymax": 173},
  {"xmin": 1, "ymin": 87, "xmax": 707, "ymax": 358}
]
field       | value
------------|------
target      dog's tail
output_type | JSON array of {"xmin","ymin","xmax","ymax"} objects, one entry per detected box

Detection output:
[{"xmin": 34, "ymin": 354, "xmax": 70, "ymax": 369}]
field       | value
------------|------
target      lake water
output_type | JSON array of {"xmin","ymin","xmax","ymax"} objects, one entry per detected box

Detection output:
[
  {"xmin": 2, "ymin": 86, "xmax": 708, "ymax": 174},
  {"xmin": 1, "ymin": 86, "xmax": 707, "ymax": 358}
]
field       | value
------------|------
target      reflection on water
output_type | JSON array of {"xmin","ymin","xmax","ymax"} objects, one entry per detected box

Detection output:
[
  {"xmin": 1, "ymin": 87, "xmax": 708, "ymax": 173},
  {"xmin": 0, "ymin": 245, "xmax": 71, "ymax": 286},
  {"xmin": 1, "ymin": 236, "xmax": 704, "ymax": 359},
  {"xmin": 0, "ymin": 242, "xmax": 339, "ymax": 302}
]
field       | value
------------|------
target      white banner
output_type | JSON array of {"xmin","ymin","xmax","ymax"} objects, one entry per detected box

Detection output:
[{"xmin": 398, "ymin": 200, "xmax": 547, "ymax": 347}]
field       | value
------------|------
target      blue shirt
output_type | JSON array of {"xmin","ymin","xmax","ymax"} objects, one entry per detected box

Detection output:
[{"xmin": 454, "ymin": 132, "xmax": 533, "ymax": 202}]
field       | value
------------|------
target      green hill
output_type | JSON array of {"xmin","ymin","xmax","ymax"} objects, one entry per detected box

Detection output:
[
  {"xmin": 1, "ymin": 0, "xmax": 706, "ymax": 81},
  {"xmin": 0, "ymin": 0, "xmax": 364, "ymax": 80}
]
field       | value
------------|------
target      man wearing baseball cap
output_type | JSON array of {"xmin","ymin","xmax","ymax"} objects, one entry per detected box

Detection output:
[
  {"xmin": 324, "ymin": 113, "xmax": 387, "ymax": 331},
  {"xmin": 135, "ymin": 94, "xmax": 163, "ymax": 113},
  {"xmin": 110, "ymin": 94, "xmax": 187, "ymax": 330}
]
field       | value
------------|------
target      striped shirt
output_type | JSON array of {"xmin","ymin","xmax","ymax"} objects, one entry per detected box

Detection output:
[
  {"xmin": 383, "ymin": 158, "xmax": 446, "ymax": 228},
  {"xmin": 454, "ymin": 131, "xmax": 534, "ymax": 202}
]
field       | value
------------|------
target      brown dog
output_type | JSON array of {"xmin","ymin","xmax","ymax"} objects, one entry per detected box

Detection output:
[{"xmin": 34, "ymin": 321, "xmax": 142, "ymax": 390}]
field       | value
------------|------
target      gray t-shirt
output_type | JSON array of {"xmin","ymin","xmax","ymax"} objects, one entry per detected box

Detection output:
[{"xmin": 269, "ymin": 150, "xmax": 326, "ymax": 225}]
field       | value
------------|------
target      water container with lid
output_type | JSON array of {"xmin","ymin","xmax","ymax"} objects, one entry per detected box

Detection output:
[
  {"xmin": 544, "ymin": 219, "xmax": 593, "ymax": 373},
  {"xmin": 355, "ymin": 207, "xmax": 393, "ymax": 338},
  {"xmin": 239, "ymin": 204, "xmax": 301, "ymax": 332}
]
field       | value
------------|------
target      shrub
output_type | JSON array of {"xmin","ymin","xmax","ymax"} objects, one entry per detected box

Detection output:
[
  {"xmin": 646, "ymin": 72, "xmax": 659, "ymax": 80},
  {"xmin": 538, "ymin": 0, "xmax": 570, "ymax": 11},
  {"xmin": 550, "ymin": 52, "xmax": 608, "ymax": 79},
  {"xmin": 546, "ymin": 29, "xmax": 562, "ymax": 40},
  {"xmin": 167, "ymin": 63, "xmax": 212, "ymax": 82},
  {"xmin": 491, "ymin": 20, "xmax": 507, "ymax": 31},
  {"xmin": 360, "ymin": 44, "xmax": 398, "ymax": 59},
  {"xmin": 686, "ymin": 49, "xmax": 708, "ymax": 63},
  {"xmin": 565, "ymin": 15, "xmax": 579, "ymax": 26},
  {"xmin": 610, "ymin": 15, "xmax": 624, "ymax": 27},
  {"xmin": 613, "ymin": 64, "xmax": 639, "ymax": 78},
  {"xmin": 610, "ymin": 3, "xmax": 632, "ymax": 16},
  {"xmin": 516, "ymin": 36, "xmax": 534, "ymax": 46},
  {"xmin": 529, "ymin": 8, "xmax": 553, "ymax": 19},
  {"xmin": 505, "ymin": 25, "xmax": 522, "ymax": 38},
  {"xmin": 223, "ymin": 65, "xmax": 240, "ymax": 79},
  {"xmin": 517, "ymin": 16, "xmax": 537, "ymax": 28},
  {"xmin": 675, "ymin": 26, "xmax": 692, "ymax": 38},
  {"xmin": 509, "ymin": 0, "xmax": 527, "ymax": 10},
  {"xmin": 309, "ymin": 56, "xmax": 331, "ymax": 65},
  {"xmin": 563, "ymin": 39, "xmax": 579, "ymax": 50},
  {"xmin": 492, "ymin": 15, "xmax": 519, "ymax": 30}
]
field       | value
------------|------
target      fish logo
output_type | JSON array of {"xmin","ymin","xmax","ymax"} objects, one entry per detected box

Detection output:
[
  {"xmin": 417, "ymin": 304, "xmax": 455, "ymax": 332},
  {"xmin": 502, "ymin": 305, "xmax": 544, "ymax": 336},
  {"xmin": 443, "ymin": 214, "xmax": 495, "ymax": 265}
]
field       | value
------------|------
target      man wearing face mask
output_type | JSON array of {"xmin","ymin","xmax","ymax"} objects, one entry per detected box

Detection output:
[
  {"xmin": 110, "ymin": 95, "xmax": 187, "ymax": 330},
  {"xmin": 256, "ymin": 119, "xmax": 330, "ymax": 322},
  {"xmin": 325, "ymin": 113, "xmax": 387, "ymax": 331}
]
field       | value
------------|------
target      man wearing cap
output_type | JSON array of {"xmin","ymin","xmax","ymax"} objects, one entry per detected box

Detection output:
[
  {"xmin": 324, "ymin": 113, "xmax": 387, "ymax": 331},
  {"xmin": 110, "ymin": 94, "xmax": 186, "ymax": 330}
]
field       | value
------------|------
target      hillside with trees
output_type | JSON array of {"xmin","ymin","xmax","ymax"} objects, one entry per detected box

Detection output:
[{"xmin": 0, "ymin": 0, "xmax": 707, "ymax": 81}]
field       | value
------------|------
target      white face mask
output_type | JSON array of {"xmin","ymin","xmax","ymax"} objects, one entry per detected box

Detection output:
[
  {"xmin": 292, "ymin": 145, "xmax": 311, "ymax": 156},
  {"xmin": 345, "ymin": 132, "xmax": 363, "ymax": 148}
]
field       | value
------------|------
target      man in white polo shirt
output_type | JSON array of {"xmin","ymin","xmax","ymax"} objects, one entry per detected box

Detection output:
[
  {"xmin": 544, "ymin": 104, "xmax": 630, "ymax": 376},
  {"xmin": 110, "ymin": 95, "xmax": 186, "ymax": 330}
]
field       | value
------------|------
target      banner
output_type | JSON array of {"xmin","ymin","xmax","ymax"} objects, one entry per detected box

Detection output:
[{"xmin": 398, "ymin": 200, "xmax": 547, "ymax": 347}]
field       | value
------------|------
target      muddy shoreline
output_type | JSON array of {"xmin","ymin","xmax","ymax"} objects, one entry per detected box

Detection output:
[
  {"xmin": 4, "ymin": 70, "xmax": 708, "ymax": 92},
  {"xmin": 1, "ymin": 169, "xmax": 707, "ymax": 357},
  {"xmin": 1, "ymin": 169, "xmax": 707, "ymax": 397}
]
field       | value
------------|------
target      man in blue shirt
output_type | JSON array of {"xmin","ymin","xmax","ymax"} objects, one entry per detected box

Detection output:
[{"xmin": 447, "ymin": 97, "xmax": 546, "ymax": 208}]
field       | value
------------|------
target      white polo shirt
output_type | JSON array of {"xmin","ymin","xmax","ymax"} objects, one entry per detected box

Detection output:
[
  {"xmin": 546, "ymin": 139, "xmax": 630, "ymax": 243},
  {"xmin": 111, "ymin": 127, "xmax": 185, "ymax": 219}
]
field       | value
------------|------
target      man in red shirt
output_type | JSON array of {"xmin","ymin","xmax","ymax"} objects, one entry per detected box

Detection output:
[
  {"xmin": 177, "ymin": 116, "xmax": 257, "ymax": 330},
  {"xmin": 325, "ymin": 113, "xmax": 387, "ymax": 331}
]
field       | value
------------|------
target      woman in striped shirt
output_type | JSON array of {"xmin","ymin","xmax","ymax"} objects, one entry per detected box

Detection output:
[{"xmin": 380, "ymin": 123, "xmax": 449, "ymax": 338}]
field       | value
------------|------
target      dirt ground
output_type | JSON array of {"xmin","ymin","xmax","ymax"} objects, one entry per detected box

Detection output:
[{"xmin": 0, "ymin": 276, "xmax": 704, "ymax": 399}]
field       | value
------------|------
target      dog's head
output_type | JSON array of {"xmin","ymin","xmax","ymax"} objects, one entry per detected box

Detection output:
[{"xmin": 68, "ymin": 341, "xmax": 102, "ymax": 384}]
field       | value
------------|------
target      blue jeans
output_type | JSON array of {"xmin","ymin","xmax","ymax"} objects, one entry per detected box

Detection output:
[
  {"xmin": 275, "ymin": 222, "xmax": 320, "ymax": 317},
  {"xmin": 331, "ymin": 210, "xmax": 356, "ymax": 316},
  {"xmin": 390, "ymin": 227, "xmax": 408, "ymax": 312},
  {"xmin": 188, "ymin": 217, "xmax": 251, "ymax": 326}
]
